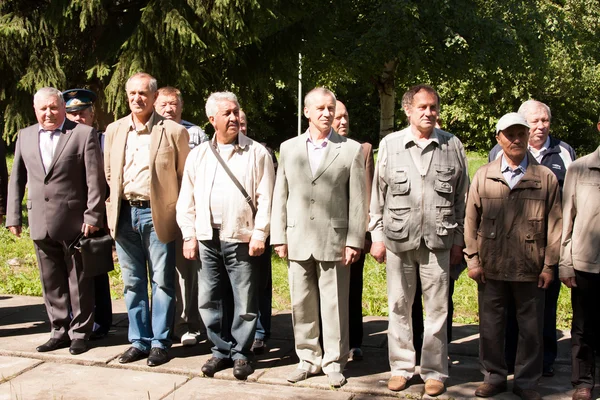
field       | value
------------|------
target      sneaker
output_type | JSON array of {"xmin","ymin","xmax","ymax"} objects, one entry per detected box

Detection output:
[
  {"xmin": 181, "ymin": 332, "xmax": 198, "ymax": 347},
  {"xmin": 251, "ymin": 338, "xmax": 266, "ymax": 355}
]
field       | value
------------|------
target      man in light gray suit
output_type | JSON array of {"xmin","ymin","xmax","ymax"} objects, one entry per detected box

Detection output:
[
  {"xmin": 6, "ymin": 87, "xmax": 105, "ymax": 355},
  {"xmin": 271, "ymin": 87, "xmax": 367, "ymax": 387}
]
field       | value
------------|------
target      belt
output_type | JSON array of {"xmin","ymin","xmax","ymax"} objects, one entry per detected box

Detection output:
[{"xmin": 123, "ymin": 199, "xmax": 150, "ymax": 208}]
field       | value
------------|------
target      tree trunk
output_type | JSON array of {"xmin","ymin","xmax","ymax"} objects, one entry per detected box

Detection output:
[{"xmin": 378, "ymin": 60, "xmax": 398, "ymax": 140}]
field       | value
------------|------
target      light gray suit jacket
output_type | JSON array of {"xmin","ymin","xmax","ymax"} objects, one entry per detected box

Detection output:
[
  {"xmin": 271, "ymin": 130, "xmax": 367, "ymax": 262},
  {"xmin": 6, "ymin": 119, "xmax": 105, "ymax": 241}
]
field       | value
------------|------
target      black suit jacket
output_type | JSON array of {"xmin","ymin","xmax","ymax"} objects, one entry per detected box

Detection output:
[
  {"xmin": 6, "ymin": 118, "xmax": 105, "ymax": 241},
  {"xmin": 0, "ymin": 140, "xmax": 7, "ymax": 216}
]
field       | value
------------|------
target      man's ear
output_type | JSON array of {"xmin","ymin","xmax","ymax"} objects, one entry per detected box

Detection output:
[
  {"xmin": 303, "ymin": 106, "xmax": 310, "ymax": 119},
  {"xmin": 208, "ymin": 115, "xmax": 215, "ymax": 127}
]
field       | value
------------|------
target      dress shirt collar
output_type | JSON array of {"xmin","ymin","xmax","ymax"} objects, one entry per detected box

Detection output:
[
  {"xmin": 501, "ymin": 154, "xmax": 528, "ymax": 174},
  {"xmin": 306, "ymin": 128, "xmax": 332, "ymax": 148},
  {"xmin": 129, "ymin": 112, "xmax": 156, "ymax": 133},
  {"xmin": 38, "ymin": 119, "xmax": 65, "ymax": 134}
]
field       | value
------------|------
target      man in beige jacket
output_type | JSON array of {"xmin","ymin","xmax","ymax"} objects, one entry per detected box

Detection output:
[{"xmin": 104, "ymin": 72, "xmax": 190, "ymax": 367}]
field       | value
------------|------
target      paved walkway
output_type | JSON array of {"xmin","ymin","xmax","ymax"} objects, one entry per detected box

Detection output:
[{"xmin": 0, "ymin": 295, "xmax": 580, "ymax": 399}]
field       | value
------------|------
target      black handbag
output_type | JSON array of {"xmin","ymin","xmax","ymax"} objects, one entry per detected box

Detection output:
[{"xmin": 69, "ymin": 230, "xmax": 115, "ymax": 278}]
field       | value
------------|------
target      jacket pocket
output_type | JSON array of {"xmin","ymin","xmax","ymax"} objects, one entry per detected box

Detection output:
[
  {"xmin": 390, "ymin": 168, "xmax": 410, "ymax": 195},
  {"xmin": 525, "ymin": 217, "xmax": 544, "ymax": 241},
  {"xmin": 434, "ymin": 165, "xmax": 455, "ymax": 194},
  {"xmin": 436, "ymin": 206, "xmax": 457, "ymax": 236},
  {"xmin": 384, "ymin": 207, "xmax": 410, "ymax": 240},
  {"xmin": 331, "ymin": 218, "xmax": 348, "ymax": 229},
  {"xmin": 27, "ymin": 200, "xmax": 32, "ymax": 210},
  {"xmin": 287, "ymin": 219, "xmax": 296, "ymax": 228},
  {"xmin": 477, "ymin": 217, "xmax": 497, "ymax": 239},
  {"xmin": 67, "ymin": 199, "xmax": 82, "ymax": 210}
]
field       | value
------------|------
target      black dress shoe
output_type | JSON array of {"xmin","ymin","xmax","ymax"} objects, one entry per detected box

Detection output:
[
  {"xmin": 233, "ymin": 359, "xmax": 253, "ymax": 380},
  {"xmin": 201, "ymin": 357, "xmax": 233, "ymax": 377},
  {"xmin": 147, "ymin": 347, "xmax": 169, "ymax": 367},
  {"xmin": 118, "ymin": 346, "xmax": 148, "ymax": 364},
  {"xmin": 69, "ymin": 339, "xmax": 88, "ymax": 355},
  {"xmin": 36, "ymin": 338, "xmax": 71, "ymax": 352},
  {"xmin": 542, "ymin": 366, "xmax": 555, "ymax": 377},
  {"xmin": 90, "ymin": 329, "xmax": 109, "ymax": 341}
]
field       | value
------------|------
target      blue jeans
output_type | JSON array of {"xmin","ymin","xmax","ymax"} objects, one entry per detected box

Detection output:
[
  {"xmin": 115, "ymin": 203, "xmax": 175, "ymax": 352},
  {"xmin": 198, "ymin": 229, "xmax": 258, "ymax": 360}
]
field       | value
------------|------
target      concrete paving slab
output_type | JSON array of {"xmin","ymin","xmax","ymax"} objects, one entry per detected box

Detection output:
[
  {"xmin": 0, "ymin": 356, "xmax": 41, "ymax": 383},
  {"xmin": 0, "ymin": 361, "xmax": 188, "ymax": 400},
  {"xmin": 172, "ymin": 376, "xmax": 353, "ymax": 399}
]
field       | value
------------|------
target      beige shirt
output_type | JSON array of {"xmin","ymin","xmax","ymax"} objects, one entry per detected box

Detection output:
[
  {"xmin": 404, "ymin": 130, "xmax": 439, "ymax": 176},
  {"xmin": 122, "ymin": 113, "xmax": 156, "ymax": 200}
]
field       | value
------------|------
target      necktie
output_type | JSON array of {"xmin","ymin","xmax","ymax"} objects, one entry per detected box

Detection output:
[{"xmin": 41, "ymin": 130, "xmax": 55, "ymax": 173}]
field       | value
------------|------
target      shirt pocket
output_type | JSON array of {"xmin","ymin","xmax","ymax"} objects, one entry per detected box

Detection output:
[{"xmin": 384, "ymin": 207, "xmax": 410, "ymax": 240}]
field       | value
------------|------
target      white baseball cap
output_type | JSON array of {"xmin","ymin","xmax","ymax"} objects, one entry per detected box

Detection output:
[{"xmin": 496, "ymin": 112, "xmax": 530, "ymax": 134}]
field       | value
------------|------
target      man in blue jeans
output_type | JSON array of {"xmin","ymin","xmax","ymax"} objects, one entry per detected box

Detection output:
[
  {"xmin": 104, "ymin": 72, "xmax": 190, "ymax": 367},
  {"xmin": 176, "ymin": 92, "xmax": 275, "ymax": 380}
]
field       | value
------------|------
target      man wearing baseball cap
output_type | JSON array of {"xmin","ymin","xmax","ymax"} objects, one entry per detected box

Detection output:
[
  {"xmin": 63, "ymin": 88, "xmax": 113, "ymax": 340},
  {"xmin": 464, "ymin": 112, "xmax": 562, "ymax": 400}
]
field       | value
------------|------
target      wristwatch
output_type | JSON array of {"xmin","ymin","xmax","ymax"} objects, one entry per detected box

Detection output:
[{"xmin": 183, "ymin": 237, "xmax": 194, "ymax": 242}]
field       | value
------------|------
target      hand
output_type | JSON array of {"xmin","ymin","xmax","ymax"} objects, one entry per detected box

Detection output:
[
  {"xmin": 8, "ymin": 226, "xmax": 22, "ymax": 237},
  {"xmin": 183, "ymin": 239, "xmax": 198, "ymax": 260},
  {"xmin": 450, "ymin": 244, "xmax": 464, "ymax": 265},
  {"xmin": 370, "ymin": 241, "xmax": 386, "ymax": 263},
  {"xmin": 249, "ymin": 238, "xmax": 265, "ymax": 256},
  {"xmin": 343, "ymin": 247, "xmax": 361, "ymax": 266},
  {"xmin": 560, "ymin": 276, "xmax": 577, "ymax": 288},
  {"xmin": 82, "ymin": 223, "xmax": 100, "ymax": 237},
  {"xmin": 274, "ymin": 244, "xmax": 288, "ymax": 259},
  {"xmin": 467, "ymin": 267, "xmax": 486, "ymax": 284},
  {"xmin": 538, "ymin": 270, "xmax": 553, "ymax": 289}
]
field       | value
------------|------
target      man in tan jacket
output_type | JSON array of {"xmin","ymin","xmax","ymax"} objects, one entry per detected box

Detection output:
[
  {"xmin": 104, "ymin": 72, "xmax": 190, "ymax": 367},
  {"xmin": 465, "ymin": 112, "xmax": 561, "ymax": 400}
]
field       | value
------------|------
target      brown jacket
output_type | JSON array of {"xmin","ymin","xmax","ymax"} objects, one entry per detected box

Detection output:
[
  {"xmin": 464, "ymin": 153, "xmax": 562, "ymax": 281},
  {"xmin": 560, "ymin": 147, "xmax": 600, "ymax": 277},
  {"xmin": 104, "ymin": 113, "xmax": 190, "ymax": 244}
]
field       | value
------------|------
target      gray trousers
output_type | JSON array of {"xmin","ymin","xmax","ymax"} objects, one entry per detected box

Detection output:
[
  {"xmin": 288, "ymin": 258, "xmax": 350, "ymax": 374},
  {"xmin": 174, "ymin": 236, "xmax": 202, "ymax": 337},
  {"xmin": 478, "ymin": 279, "xmax": 544, "ymax": 389}
]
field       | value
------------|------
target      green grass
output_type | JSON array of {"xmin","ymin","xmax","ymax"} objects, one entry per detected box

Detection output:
[{"xmin": 0, "ymin": 151, "xmax": 574, "ymax": 329}]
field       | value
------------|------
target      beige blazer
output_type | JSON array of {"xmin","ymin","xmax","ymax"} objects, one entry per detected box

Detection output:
[
  {"xmin": 271, "ymin": 130, "xmax": 367, "ymax": 262},
  {"xmin": 104, "ymin": 113, "xmax": 190, "ymax": 243}
]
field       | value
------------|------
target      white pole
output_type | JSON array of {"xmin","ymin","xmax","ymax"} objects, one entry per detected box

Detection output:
[{"xmin": 298, "ymin": 52, "xmax": 302, "ymax": 136}]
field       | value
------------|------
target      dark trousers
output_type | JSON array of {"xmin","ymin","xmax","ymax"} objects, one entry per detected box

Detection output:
[
  {"xmin": 479, "ymin": 279, "xmax": 544, "ymax": 389},
  {"xmin": 412, "ymin": 273, "xmax": 455, "ymax": 362},
  {"xmin": 349, "ymin": 251, "xmax": 365, "ymax": 349},
  {"xmin": 34, "ymin": 236, "xmax": 95, "ymax": 340},
  {"xmin": 570, "ymin": 270, "xmax": 600, "ymax": 389},
  {"xmin": 93, "ymin": 273, "xmax": 112, "ymax": 333},
  {"xmin": 505, "ymin": 264, "xmax": 560, "ymax": 371},
  {"xmin": 255, "ymin": 237, "xmax": 272, "ymax": 341}
]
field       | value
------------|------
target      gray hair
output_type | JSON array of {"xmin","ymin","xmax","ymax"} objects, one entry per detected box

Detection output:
[
  {"xmin": 205, "ymin": 91, "xmax": 239, "ymax": 118},
  {"xmin": 34, "ymin": 87, "xmax": 64, "ymax": 106},
  {"xmin": 518, "ymin": 100, "xmax": 552, "ymax": 121},
  {"xmin": 304, "ymin": 87, "xmax": 336, "ymax": 108},
  {"xmin": 126, "ymin": 72, "xmax": 158, "ymax": 93}
]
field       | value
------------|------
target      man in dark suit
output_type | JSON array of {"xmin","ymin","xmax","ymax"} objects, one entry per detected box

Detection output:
[{"xmin": 6, "ymin": 87, "xmax": 105, "ymax": 355}]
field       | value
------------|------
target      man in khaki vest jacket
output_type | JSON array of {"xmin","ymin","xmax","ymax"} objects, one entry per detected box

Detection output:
[{"xmin": 370, "ymin": 84, "xmax": 468, "ymax": 397}]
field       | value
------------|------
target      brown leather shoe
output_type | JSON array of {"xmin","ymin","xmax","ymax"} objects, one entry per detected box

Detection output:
[
  {"xmin": 475, "ymin": 382, "xmax": 507, "ymax": 397},
  {"xmin": 513, "ymin": 385, "xmax": 542, "ymax": 400},
  {"xmin": 425, "ymin": 379, "xmax": 445, "ymax": 396},
  {"xmin": 388, "ymin": 375, "xmax": 408, "ymax": 391},
  {"xmin": 572, "ymin": 388, "xmax": 592, "ymax": 400}
]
